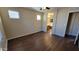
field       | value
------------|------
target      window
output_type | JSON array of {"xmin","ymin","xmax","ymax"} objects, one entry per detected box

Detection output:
[
  {"xmin": 37, "ymin": 15, "xmax": 41, "ymax": 21},
  {"xmin": 8, "ymin": 10, "xmax": 20, "ymax": 19}
]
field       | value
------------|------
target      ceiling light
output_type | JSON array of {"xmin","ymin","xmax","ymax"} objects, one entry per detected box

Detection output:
[{"xmin": 40, "ymin": 7, "xmax": 50, "ymax": 10}]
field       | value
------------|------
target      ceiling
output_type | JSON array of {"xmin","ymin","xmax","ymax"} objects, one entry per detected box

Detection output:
[{"xmin": 28, "ymin": 7, "xmax": 57, "ymax": 12}]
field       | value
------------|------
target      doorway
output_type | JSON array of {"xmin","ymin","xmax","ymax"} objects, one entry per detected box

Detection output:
[
  {"xmin": 46, "ymin": 13, "xmax": 54, "ymax": 34},
  {"xmin": 65, "ymin": 12, "xmax": 79, "ymax": 39}
]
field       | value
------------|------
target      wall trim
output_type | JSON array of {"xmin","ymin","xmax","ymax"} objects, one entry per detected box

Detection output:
[{"xmin": 8, "ymin": 31, "xmax": 43, "ymax": 40}]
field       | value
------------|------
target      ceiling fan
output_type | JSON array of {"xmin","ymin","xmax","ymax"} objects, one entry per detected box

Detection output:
[{"xmin": 40, "ymin": 7, "xmax": 50, "ymax": 10}]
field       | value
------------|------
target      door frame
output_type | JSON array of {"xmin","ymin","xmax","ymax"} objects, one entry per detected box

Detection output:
[
  {"xmin": 65, "ymin": 11, "xmax": 79, "ymax": 37},
  {"xmin": 42, "ymin": 10, "xmax": 58, "ymax": 35}
]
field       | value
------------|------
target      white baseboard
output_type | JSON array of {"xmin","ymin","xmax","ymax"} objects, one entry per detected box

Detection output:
[
  {"xmin": 7, "ymin": 31, "xmax": 41, "ymax": 40},
  {"xmin": 7, "ymin": 34, "xmax": 27, "ymax": 40},
  {"xmin": 68, "ymin": 33, "xmax": 76, "ymax": 36}
]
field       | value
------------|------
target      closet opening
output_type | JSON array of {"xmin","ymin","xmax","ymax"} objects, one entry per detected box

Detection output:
[{"xmin": 65, "ymin": 12, "xmax": 79, "ymax": 40}]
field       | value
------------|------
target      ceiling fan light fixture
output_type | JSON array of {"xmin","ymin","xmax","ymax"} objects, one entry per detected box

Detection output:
[
  {"xmin": 40, "ymin": 7, "xmax": 50, "ymax": 10},
  {"xmin": 43, "ymin": 7, "xmax": 46, "ymax": 9}
]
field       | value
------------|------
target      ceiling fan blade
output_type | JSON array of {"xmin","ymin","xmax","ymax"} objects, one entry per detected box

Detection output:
[
  {"xmin": 40, "ymin": 7, "xmax": 50, "ymax": 10},
  {"xmin": 46, "ymin": 7, "xmax": 50, "ymax": 9}
]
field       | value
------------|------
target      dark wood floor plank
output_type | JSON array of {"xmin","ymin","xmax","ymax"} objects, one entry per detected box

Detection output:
[{"xmin": 8, "ymin": 32, "xmax": 79, "ymax": 51}]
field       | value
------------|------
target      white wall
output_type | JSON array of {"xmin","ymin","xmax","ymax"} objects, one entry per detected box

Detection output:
[
  {"xmin": 55, "ymin": 8, "xmax": 69, "ymax": 37},
  {"xmin": 0, "ymin": 7, "xmax": 43, "ymax": 40},
  {"xmin": 0, "ymin": 17, "xmax": 7, "ymax": 51},
  {"xmin": 54, "ymin": 7, "xmax": 79, "ymax": 37},
  {"xmin": 42, "ymin": 12, "xmax": 48, "ymax": 32}
]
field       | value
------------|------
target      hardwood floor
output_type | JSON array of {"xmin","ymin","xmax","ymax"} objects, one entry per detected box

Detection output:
[{"xmin": 8, "ymin": 31, "xmax": 79, "ymax": 51}]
